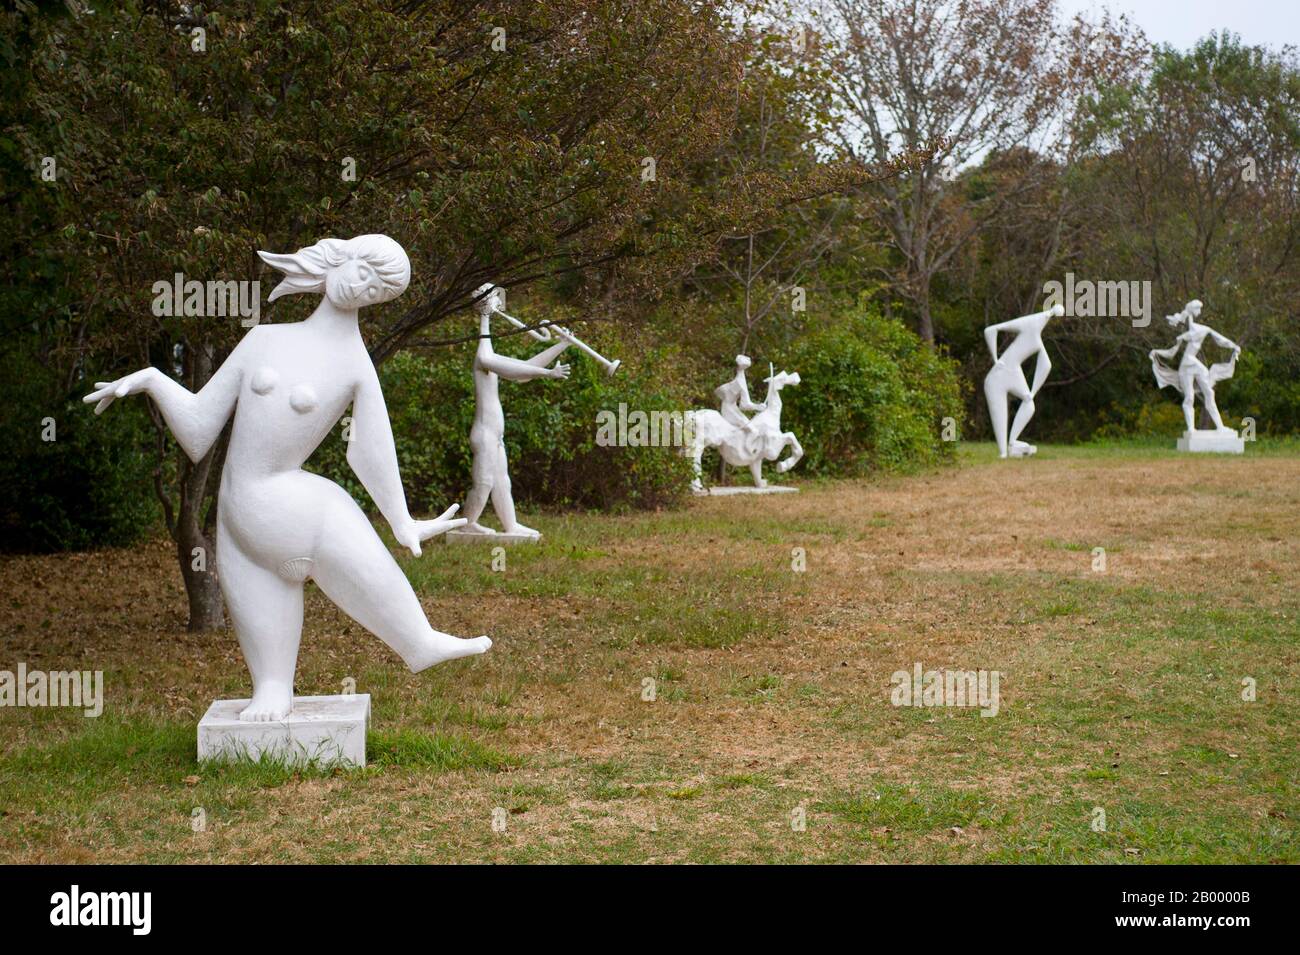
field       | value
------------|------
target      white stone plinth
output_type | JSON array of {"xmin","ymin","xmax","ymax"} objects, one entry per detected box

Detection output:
[
  {"xmin": 197, "ymin": 693, "xmax": 370, "ymax": 768},
  {"xmin": 698, "ymin": 485, "xmax": 799, "ymax": 496},
  {"xmin": 445, "ymin": 530, "xmax": 541, "ymax": 544},
  {"xmin": 1177, "ymin": 430, "xmax": 1244, "ymax": 454}
]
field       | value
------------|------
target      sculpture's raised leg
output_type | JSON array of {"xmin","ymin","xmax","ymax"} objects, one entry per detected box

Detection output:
[
  {"xmin": 309, "ymin": 488, "xmax": 491, "ymax": 672},
  {"xmin": 775, "ymin": 432, "xmax": 803, "ymax": 473},
  {"xmin": 1007, "ymin": 394, "xmax": 1036, "ymax": 451},
  {"xmin": 1200, "ymin": 378, "xmax": 1227, "ymax": 430}
]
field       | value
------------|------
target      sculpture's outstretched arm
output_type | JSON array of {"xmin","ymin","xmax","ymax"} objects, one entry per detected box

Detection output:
[
  {"xmin": 524, "ymin": 339, "xmax": 570, "ymax": 369},
  {"xmin": 478, "ymin": 345, "xmax": 570, "ymax": 382},
  {"xmin": 1208, "ymin": 327, "xmax": 1240, "ymax": 353},
  {"xmin": 347, "ymin": 366, "xmax": 464, "ymax": 555},
  {"xmin": 83, "ymin": 333, "xmax": 251, "ymax": 463},
  {"xmin": 737, "ymin": 378, "xmax": 765, "ymax": 412}
]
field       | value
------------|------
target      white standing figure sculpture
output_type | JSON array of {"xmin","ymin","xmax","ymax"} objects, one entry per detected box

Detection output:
[
  {"xmin": 84, "ymin": 235, "xmax": 491, "ymax": 723},
  {"xmin": 1149, "ymin": 299, "xmax": 1244, "ymax": 452},
  {"xmin": 983, "ymin": 303, "xmax": 1064, "ymax": 458},
  {"xmin": 685, "ymin": 364, "xmax": 803, "ymax": 492},
  {"xmin": 715, "ymin": 354, "xmax": 766, "ymax": 431},
  {"xmin": 458, "ymin": 284, "xmax": 571, "ymax": 539}
]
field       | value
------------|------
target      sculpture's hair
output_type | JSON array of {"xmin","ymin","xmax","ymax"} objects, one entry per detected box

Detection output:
[
  {"xmin": 1166, "ymin": 299, "xmax": 1202, "ymax": 327},
  {"xmin": 257, "ymin": 235, "xmax": 410, "ymax": 304}
]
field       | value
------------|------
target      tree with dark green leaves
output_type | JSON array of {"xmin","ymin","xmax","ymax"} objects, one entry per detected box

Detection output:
[
  {"xmin": 6, "ymin": 0, "xmax": 914, "ymax": 626},
  {"xmin": 973, "ymin": 32, "xmax": 1300, "ymax": 436}
]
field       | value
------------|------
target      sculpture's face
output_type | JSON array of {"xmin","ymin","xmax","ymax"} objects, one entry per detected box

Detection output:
[
  {"xmin": 1187, "ymin": 302, "xmax": 1202, "ymax": 319},
  {"xmin": 736, "ymin": 356, "xmax": 752, "ymax": 371},
  {"xmin": 473, "ymin": 284, "xmax": 502, "ymax": 317},
  {"xmin": 326, "ymin": 258, "xmax": 388, "ymax": 310}
]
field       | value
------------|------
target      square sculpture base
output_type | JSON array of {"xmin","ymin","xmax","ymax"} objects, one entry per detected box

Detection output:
[
  {"xmin": 1177, "ymin": 429, "xmax": 1244, "ymax": 454},
  {"xmin": 696, "ymin": 485, "xmax": 799, "ymax": 496},
  {"xmin": 445, "ymin": 530, "xmax": 541, "ymax": 544},
  {"xmin": 197, "ymin": 694, "xmax": 370, "ymax": 768}
]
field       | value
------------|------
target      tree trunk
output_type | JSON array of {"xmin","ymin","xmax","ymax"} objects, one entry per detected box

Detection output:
[
  {"xmin": 916, "ymin": 276, "xmax": 935, "ymax": 344},
  {"xmin": 177, "ymin": 492, "xmax": 224, "ymax": 631},
  {"xmin": 151, "ymin": 341, "xmax": 227, "ymax": 632}
]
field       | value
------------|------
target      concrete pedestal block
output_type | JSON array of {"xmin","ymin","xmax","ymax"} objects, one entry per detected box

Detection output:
[
  {"xmin": 445, "ymin": 530, "xmax": 541, "ymax": 544},
  {"xmin": 1177, "ymin": 430, "xmax": 1244, "ymax": 454},
  {"xmin": 698, "ymin": 485, "xmax": 798, "ymax": 496},
  {"xmin": 197, "ymin": 693, "xmax": 370, "ymax": 768}
]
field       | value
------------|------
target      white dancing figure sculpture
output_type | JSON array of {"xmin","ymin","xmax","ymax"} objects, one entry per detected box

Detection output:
[
  {"xmin": 85, "ymin": 235, "xmax": 491, "ymax": 722},
  {"xmin": 685, "ymin": 366, "xmax": 803, "ymax": 491},
  {"xmin": 459, "ymin": 284, "xmax": 571, "ymax": 539},
  {"xmin": 983, "ymin": 303, "xmax": 1064, "ymax": 458},
  {"xmin": 715, "ymin": 354, "xmax": 766, "ymax": 430},
  {"xmin": 1149, "ymin": 299, "xmax": 1243, "ymax": 451}
]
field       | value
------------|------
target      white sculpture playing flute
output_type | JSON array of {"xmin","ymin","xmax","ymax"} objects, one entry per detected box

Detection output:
[
  {"xmin": 983, "ymin": 303, "xmax": 1064, "ymax": 458},
  {"xmin": 451, "ymin": 284, "xmax": 621, "ymax": 542},
  {"xmin": 452, "ymin": 284, "xmax": 571, "ymax": 542},
  {"xmin": 85, "ymin": 235, "xmax": 491, "ymax": 724}
]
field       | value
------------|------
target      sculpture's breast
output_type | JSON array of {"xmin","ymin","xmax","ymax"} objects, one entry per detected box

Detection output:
[
  {"xmin": 289, "ymin": 384, "xmax": 319, "ymax": 415},
  {"xmin": 250, "ymin": 366, "xmax": 279, "ymax": 395},
  {"xmin": 248, "ymin": 366, "xmax": 324, "ymax": 416}
]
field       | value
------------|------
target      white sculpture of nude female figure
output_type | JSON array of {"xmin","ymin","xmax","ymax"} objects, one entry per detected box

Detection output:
[
  {"xmin": 1150, "ymin": 299, "xmax": 1242, "ymax": 446},
  {"xmin": 983, "ymin": 303, "xmax": 1064, "ymax": 458},
  {"xmin": 84, "ymin": 235, "xmax": 491, "ymax": 722},
  {"xmin": 458, "ymin": 284, "xmax": 571, "ymax": 539}
]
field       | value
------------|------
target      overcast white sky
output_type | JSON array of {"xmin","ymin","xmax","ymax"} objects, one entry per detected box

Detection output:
[{"xmin": 1058, "ymin": 0, "xmax": 1299, "ymax": 51}]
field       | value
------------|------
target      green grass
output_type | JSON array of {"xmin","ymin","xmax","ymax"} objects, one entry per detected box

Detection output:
[
  {"xmin": 368, "ymin": 729, "xmax": 518, "ymax": 771},
  {"xmin": 2, "ymin": 444, "xmax": 1297, "ymax": 862}
]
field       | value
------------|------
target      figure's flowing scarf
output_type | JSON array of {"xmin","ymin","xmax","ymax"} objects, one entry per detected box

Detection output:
[{"xmin": 1151, "ymin": 346, "xmax": 1238, "ymax": 393}]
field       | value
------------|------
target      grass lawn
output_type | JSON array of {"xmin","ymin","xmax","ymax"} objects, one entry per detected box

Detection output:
[{"xmin": 1, "ymin": 440, "xmax": 1297, "ymax": 863}]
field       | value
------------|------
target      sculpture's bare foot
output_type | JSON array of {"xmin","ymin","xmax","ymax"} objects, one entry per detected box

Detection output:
[
  {"xmin": 1010, "ymin": 440, "xmax": 1037, "ymax": 457},
  {"xmin": 503, "ymin": 522, "xmax": 541, "ymax": 538},
  {"xmin": 460, "ymin": 522, "xmax": 497, "ymax": 535},
  {"xmin": 240, "ymin": 682, "xmax": 292, "ymax": 722},
  {"xmin": 408, "ymin": 633, "xmax": 493, "ymax": 672}
]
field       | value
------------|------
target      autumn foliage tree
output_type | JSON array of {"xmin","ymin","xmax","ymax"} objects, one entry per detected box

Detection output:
[{"xmin": 818, "ymin": 0, "xmax": 1145, "ymax": 344}]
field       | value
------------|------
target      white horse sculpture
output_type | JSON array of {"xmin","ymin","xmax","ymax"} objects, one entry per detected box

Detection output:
[{"xmin": 685, "ymin": 369, "xmax": 803, "ymax": 491}]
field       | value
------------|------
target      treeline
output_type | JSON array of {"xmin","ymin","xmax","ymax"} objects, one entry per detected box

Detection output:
[{"xmin": 2, "ymin": 0, "xmax": 1297, "ymax": 571}]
